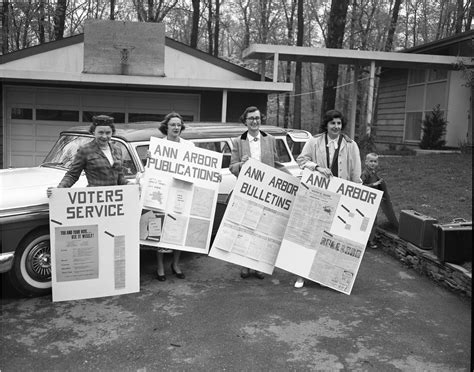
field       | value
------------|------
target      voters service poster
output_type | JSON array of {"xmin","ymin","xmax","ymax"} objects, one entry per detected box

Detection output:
[
  {"xmin": 210, "ymin": 159, "xmax": 299, "ymax": 274},
  {"xmin": 140, "ymin": 137, "xmax": 222, "ymax": 254},
  {"xmin": 49, "ymin": 185, "xmax": 140, "ymax": 302},
  {"xmin": 275, "ymin": 169, "xmax": 383, "ymax": 295}
]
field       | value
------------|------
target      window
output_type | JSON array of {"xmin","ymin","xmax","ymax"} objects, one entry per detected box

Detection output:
[
  {"xmin": 405, "ymin": 69, "xmax": 448, "ymax": 142},
  {"xmin": 194, "ymin": 141, "xmax": 231, "ymax": 168},
  {"xmin": 129, "ymin": 113, "xmax": 164, "ymax": 123},
  {"xmin": 135, "ymin": 145, "xmax": 149, "ymax": 167},
  {"xmin": 428, "ymin": 69, "xmax": 448, "ymax": 82},
  {"xmin": 113, "ymin": 141, "xmax": 137, "ymax": 176},
  {"xmin": 129, "ymin": 113, "xmax": 194, "ymax": 123},
  {"xmin": 43, "ymin": 135, "xmax": 92, "ymax": 168},
  {"xmin": 83, "ymin": 111, "xmax": 125, "ymax": 123},
  {"xmin": 276, "ymin": 139, "xmax": 291, "ymax": 163},
  {"xmin": 37, "ymin": 109, "xmax": 79, "ymax": 121},
  {"xmin": 11, "ymin": 108, "xmax": 33, "ymax": 120},
  {"xmin": 404, "ymin": 112, "xmax": 423, "ymax": 141}
]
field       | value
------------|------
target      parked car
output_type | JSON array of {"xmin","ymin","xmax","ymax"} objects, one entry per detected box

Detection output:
[{"xmin": 0, "ymin": 122, "xmax": 311, "ymax": 296}]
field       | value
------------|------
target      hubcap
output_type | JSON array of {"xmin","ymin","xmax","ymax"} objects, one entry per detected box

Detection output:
[{"xmin": 25, "ymin": 241, "xmax": 51, "ymax": 282}]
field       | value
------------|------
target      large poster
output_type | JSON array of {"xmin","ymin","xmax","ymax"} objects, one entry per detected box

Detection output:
[
  {"xmin": 209, "ymin": 159, "xmax": 299, "ymax": 274},
  {"xmin": 275, "ymin": 169, "xmax": 383, "ymax": 294},
  {"xmin": 49, "ymin": 185, "xmax": 140, "ymax": 302},
  {"xmin": 140, "ymin": 137, "xmax": 222, "ymax": 254}
]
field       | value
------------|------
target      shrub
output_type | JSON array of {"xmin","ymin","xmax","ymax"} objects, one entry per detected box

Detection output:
[{"xmin": 420, "ymin": 104, "xmax": 447, "ymax": 149}]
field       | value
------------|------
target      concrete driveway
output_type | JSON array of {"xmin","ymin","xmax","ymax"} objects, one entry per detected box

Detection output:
[{"xmin": 1, "ymin": 248, "xmax": 471, "ymax": 371}]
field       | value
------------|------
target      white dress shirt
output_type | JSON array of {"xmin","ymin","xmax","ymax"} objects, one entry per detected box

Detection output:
[
  {"xmin": 326, "ymin": 136, "xmax": 340, "ymax": 166},
  {"xmin": 248, "ymin": 132, "xmax": 261, "ymax": 161}
]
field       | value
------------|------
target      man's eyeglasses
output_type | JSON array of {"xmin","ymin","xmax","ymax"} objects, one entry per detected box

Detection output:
[{"xmin": 246, "ymin": 116, "xmax": 261, "ymax": 122}]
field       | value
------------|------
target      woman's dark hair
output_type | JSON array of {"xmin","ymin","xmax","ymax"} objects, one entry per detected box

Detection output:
[
  {"xmin": 239, "ymin": 106, "xmax": 266, "ymax": 125},
  {"xmin": 89, "ymin": 115, "xmax": 115, "ymax": 134},
  {"xmin": 159, "ymin": 112, "xmax": 186, "ymax": 135},
  {"xmin": 319, "ymin": 109, "xmax": 346, "ymax": 133}
]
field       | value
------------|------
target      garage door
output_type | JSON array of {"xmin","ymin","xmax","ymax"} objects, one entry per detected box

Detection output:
[{"xmin": 4, "ymin": 86, "xmax": 200, "ymax": 168}]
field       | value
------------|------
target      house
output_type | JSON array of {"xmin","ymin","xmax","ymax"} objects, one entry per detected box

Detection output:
[
  {"xmin": 374, "ymin": 30, "xmax": 473, "ymax": 149},
  {"xmin": 242, "ymin": 32, "xmax": 472, "ymax": 148},
  {"xmin": 0, "ymin": 20, "xmax": 292, "ymax": 168}
]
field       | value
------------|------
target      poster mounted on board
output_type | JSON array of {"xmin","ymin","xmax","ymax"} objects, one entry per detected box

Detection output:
[
  {"xmin": 140, "ymin": 137, "xmax": 222, "ymax": 254},
  {"xmin": 275, "ymin": 169, "xmax": 383, "ymax": 295},
  {"xmin": 49, "ymin": 185, "xmax": 140, "ymax": 302},
  {"xmin": 209, "ymin": 159, "xmax": 299, "ymax": 274}
]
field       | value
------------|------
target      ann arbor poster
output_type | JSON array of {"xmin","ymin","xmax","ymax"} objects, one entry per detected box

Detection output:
[
  {"xmin": 275, "ymin": 169, "xmax": 383, "ymax": 294},
  {"xmin": 210, "ymin": 159, "xmax": 299, "ymax": 274},
  {"xmin": 140, "ymin": 137, "xmax": 222, "ymax": 254}
]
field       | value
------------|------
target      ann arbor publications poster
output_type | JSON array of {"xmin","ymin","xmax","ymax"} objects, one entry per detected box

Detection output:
[
  {"xmin": 275, "ymin": 169, "xmax": 383, "ymax": 295},
  {"xmin": 49, "ymin": 185, "xmax": 140, "ymax": 302},
  {"xmin": 210, "ymin": 159, "xmax": 300, "ymax": 274},
  {"xmin": 140, "ymin": 137, "xmax": 222, "ymax": 254}
]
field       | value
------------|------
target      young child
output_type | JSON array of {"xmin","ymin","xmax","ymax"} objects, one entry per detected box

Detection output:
[{"xmin": 361, "ymin": 153, "xmax": 399, "ymax": 248}]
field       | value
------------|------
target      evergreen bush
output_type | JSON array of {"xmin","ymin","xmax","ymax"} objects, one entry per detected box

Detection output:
[{"xmin": 420, "ymin": 104, "xmax": 447, "ymax": 149}]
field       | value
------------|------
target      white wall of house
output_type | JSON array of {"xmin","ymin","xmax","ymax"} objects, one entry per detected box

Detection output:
[
  {"xmin": 1, "ymin": 42, "xmax": 249, "ymax": 82},
  {"xmin": 446, "ymin": 71, "xmax": 471, "ymax": 147}
]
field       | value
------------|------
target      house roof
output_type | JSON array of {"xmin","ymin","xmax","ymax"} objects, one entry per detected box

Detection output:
[
  {"xmin": 402, "ymin": 30, "xmax": 473, "ymax": 56},
  {"xmin": 242, "ymin": 31, "xmax": 473, "ymax": 70},
  {"xmin": 0, "ymin": 33, "xmax": 292, "ymax": 93}
]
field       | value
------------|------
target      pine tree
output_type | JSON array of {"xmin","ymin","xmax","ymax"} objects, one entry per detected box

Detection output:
[{"xmin": 420, "ymin": 105, "xmax": 447, "ymax": 149}]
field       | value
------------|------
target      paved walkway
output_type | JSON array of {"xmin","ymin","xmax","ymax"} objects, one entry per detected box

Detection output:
[{"xmin": 1, "ymin": 248, "xmax": 471, "ymax": 371}]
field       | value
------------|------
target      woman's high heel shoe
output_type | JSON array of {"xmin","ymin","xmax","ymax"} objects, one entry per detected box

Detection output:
[
  {"xmin": 171, "ymin": 264, "xmax": 185, "ymax": 279},
  {"xmin": 156, "ymin": 271, "xmax": 166, "ymax": 281}
]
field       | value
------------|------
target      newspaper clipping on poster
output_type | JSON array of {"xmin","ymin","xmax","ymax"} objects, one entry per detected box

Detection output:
[
  {"xmin": 140, "ymin": 137, "xmax": 222, "ymax": 254},
  {"xmin": 275, "ymin": 169, "xmax": 383, "ymax": 295},
  {"xmin": 209, "ymin": 159, "xmax": 299, "ymax": 274},
  {"xmin": 49, "ymin": 185, "xmax": 140, "ymax": 302}
]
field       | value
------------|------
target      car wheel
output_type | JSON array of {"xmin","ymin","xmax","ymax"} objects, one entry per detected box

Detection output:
[{"xmin": 9, "ymin": 229, "xmax": 52, "ymax": 297}]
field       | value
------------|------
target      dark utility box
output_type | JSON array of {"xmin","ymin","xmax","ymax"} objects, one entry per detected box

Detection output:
[
  {"xmin": 398, "ymin": 210, "xmax": 438, "ymax": 249},
  {"xmin": 433, "ymin": 221, "xmax": 472, "ymax": 264}
]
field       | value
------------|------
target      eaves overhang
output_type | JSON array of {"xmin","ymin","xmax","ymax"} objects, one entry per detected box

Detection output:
[
  {"xmin": 0, "ymin": 69, "xmax": 292, "ymax": 93},
  {"xmin": 243, "ymin": 44, "xmax": 473, "ymax": 70}
]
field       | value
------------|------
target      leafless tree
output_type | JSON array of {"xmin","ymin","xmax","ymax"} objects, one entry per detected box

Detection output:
[
  {"xmin": 321, "ymin": 0, "xmax": 350, "ymax": 119},
  {"xmin": 190, "ymin": 0, "xmax": 200, "ymax": 48},
  {"xmin": 53, "ymin": 0, "xmax": 67, "ymax": 40}
]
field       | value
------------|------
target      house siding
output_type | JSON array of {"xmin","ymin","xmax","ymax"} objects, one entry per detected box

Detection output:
[{"xmin": 374, "ymin": 69, "xmax": 408, "ymax": 144}]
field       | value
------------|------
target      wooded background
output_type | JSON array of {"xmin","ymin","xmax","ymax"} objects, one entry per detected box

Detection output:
[{"xmin": 1, "ymin": 0, "xmax": 472, "ymax": 136}]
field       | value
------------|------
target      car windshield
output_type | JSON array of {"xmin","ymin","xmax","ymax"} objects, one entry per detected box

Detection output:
[
  {"xmin": 41, "ymin": 135, "xmax": 138, "ymax": 177},
  {"xmin": 42, "ymin": 135, "xmax": 92, "ymax": 169}
]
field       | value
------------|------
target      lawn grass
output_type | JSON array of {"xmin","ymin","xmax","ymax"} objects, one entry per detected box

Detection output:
[{"xmin": 374, "ymin": 153, "xmax": 472, "ymax": 228}]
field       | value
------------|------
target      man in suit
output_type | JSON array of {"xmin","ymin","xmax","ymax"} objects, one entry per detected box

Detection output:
[{"xmin": 229, "ymin": 106, "xmax": 288, "ymax": 279}]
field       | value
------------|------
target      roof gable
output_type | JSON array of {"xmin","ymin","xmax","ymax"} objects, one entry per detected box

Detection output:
[{"xmin": 0, "ymin": 34, "xmax": 262, "ymax": 81}]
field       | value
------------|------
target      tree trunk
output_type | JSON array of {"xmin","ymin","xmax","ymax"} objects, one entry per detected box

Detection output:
[
  {"xmin": 190, "ymin": 0, "xmax": 200, "ymax": 48},
  {"xmin": 53, "ymin": 0, "xmax": 67, "ymax": 40},
  {"xmin": 110, "ymin": 0, "xmax": 116, "ymax": 20},
  {"xmin": 321, "ymin": 0, "xmax": 349, "ymax": 120},
  {"xmin": 213, "ymin": 0, "xmax": 220, "ymax": 56},
  {"xmin": 1, "ymin": 1, "xmax": 8, "ymax": 53},
  {"xmin": 455, "ymin": 0, "xmax": 464, "ymax": 34},
  {"xmin": 38, "ymin": 0, "xmax": 45, "ymax": 44},
  {"xmin": 384, "ymin": 0, "xmax": 402, "ymax": 51},
  {"xmin": 466, "ymin": 3, "xmax": 473, "ymax": 31},
  {"xmin": 283, "ymin": 0, "xmax": 296, "ymax": 129},
  {"xmin": 293, "ymin": 0, "xmax": 304, "ymax": 131},
  {"xmin": 148, "ymin": 0, "xmax": 154, "ymax": 22},
  {"xmin": 207, "ymin": 0, "xmax": 213, "ymax": 55}
]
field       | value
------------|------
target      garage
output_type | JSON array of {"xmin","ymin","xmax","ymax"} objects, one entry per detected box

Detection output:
[
  {"xmin": 4, "ymin": 86, "xmax": 200, "ymax": 167},
  {"xmin": 0, "ymin": 21, "xmax": 293, "ymax": 169}
]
